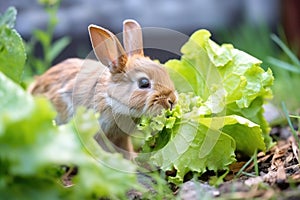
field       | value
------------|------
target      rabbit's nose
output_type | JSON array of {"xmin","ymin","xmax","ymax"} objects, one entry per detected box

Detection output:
[{"xmin": 168, "ymin": 99, "xmax": 174, "ymax": 110}]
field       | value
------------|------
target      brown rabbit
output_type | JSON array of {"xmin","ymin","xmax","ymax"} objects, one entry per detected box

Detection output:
[{"xmin": 29, "ymin": 20, "xmax": 177, "ymax": 159}]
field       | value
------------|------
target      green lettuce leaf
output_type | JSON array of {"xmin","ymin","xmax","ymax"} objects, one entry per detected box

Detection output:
[
  {"xmin": 139, "ymin": 93, "xmax": 267, "ymax": 184},
  {"xmin": 198, "ymin": 115, "xmax": 266, "ymax": 155},
  {"xmin": 165, "ymin": 29, "xmax": 273, "ymax": 144},
  {"xmin": 0, "ymin": 72, "xmax": 138, "ymax": 199},
  {"xmin": 152, "ymin": 121, "xmax": 236, "ymax": 184},
  {"xmin": 0, "ymin": 7, "xmax": 26, "ymax": 83}
]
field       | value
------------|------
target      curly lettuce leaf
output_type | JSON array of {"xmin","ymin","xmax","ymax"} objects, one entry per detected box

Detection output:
[
  {"xmin": 199, "ymin": 115, "xmax": 265, "ymax": 155},
  {"xmin": 166, "ymin": 30, "xmax": 273, "ymax": 106},
  {"xmin": 139, "ymin": 93, "xmax": 267, "ymax": 184},
  {"xmin": 151, "ymin": 121, "xmax": 236, "ymax": 184},
  {"xmin": 165, "ymin": 29, "xmax": 274, "ymax": 146}
]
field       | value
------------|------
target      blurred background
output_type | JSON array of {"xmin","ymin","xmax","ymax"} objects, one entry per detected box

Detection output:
[
  {"xmin": 1, "ymin": 0, "xmax": 281, "ymax": 37},
  {"xmin": 0, "ymin": 0, "xmax": 283, "ymax": 60},
  {"xmin": 1, "ymin": 0, "xmax": 300, "ymax": 111}
]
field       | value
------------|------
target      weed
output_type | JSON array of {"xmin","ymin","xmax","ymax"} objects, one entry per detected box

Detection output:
[{"xmin": 23, "ymin": 0, "xmax": 70, "ymax": 79}]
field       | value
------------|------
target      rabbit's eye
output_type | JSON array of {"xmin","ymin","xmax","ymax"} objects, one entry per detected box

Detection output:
[{"xmin": 138, "ymin": 77, "xmax": 151, "ymax": 89}]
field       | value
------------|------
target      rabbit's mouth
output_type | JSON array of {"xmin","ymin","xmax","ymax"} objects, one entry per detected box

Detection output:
[{"xmin": 143, "ymin": 102, "xmax": 171, "ymax": 117}]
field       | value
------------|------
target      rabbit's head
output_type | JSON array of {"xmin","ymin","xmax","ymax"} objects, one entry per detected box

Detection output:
[{"xmin": 89, "ymin": 20, "xmax": 177, "ymax": 117}]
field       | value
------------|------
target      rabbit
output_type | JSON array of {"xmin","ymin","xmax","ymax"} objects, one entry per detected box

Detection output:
[{"xmin": 28, "ymin": 19, "xmax": 177, "ymax": 159}]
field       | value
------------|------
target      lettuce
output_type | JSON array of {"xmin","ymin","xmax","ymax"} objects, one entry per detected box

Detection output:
[
  {"xmin": 138, "ymin": 30, "xmax": 274, "ymax": 184},
  {"xmin": 0, "ymin": 71, "xmax": 138, "ymax": 199},
  {"xmin": 0, "ymin": 7, "xmax": 26, "ymax": 83}
]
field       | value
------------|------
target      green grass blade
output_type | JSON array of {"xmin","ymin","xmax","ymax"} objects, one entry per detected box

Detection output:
[
  {"xmin": 281, "ymin": 102, "xmax": 300, "ymax": 145},
  {"xmin": 289, "ymin": 115, "xmax": 300, "ymax": 119},
  {"xmin": 271, "ymin": 34, "xmax": 300, "ymax": 67},
  {"xmin": 236, "ymin": 155, "xmax": 254, "ymax": 177},
  {"xmin": 267, "ymin": 57, "xmax": 300, "ymax": 74},
  {"xmin": 47, "ymin": 37, "xmax": 70, "ymax": 63},
  {"xmin": 253, "ymin": 149, "xmax": 259, "ymax": 176}
]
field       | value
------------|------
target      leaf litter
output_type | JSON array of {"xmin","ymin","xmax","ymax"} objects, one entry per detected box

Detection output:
[{"xmin": 178, "ymin": 125, "xmax": 300, "ymax": 200}]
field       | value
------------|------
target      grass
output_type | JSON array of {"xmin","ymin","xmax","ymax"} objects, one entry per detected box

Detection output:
[
  {"xmin": 235, "ymin": 149, "xmax": 259, "ymax": 178},
  {"xmin": 282, "ymin": 102, "xmax": 300, "ymax": 163},
  {"xmin": 23, "ymin": 0, "xmax": 70, "ymax": 79}
]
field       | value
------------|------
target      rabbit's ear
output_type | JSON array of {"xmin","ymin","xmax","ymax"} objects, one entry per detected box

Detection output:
[
  {"xmin": 89, "ymin": 24, "xmax": 127, "ymax": 73},
  {"xmin": 123, "ymin": 19, "xmax": 144, "ymax": 56}
]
